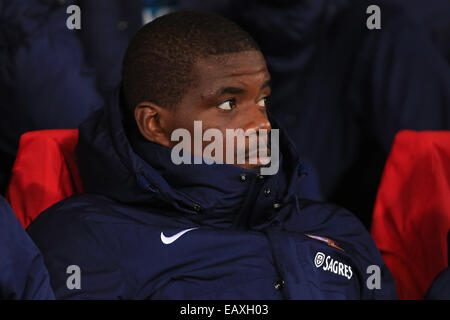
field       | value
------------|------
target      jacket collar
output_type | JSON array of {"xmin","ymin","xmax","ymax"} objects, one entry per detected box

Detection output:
[{"xmin": 76, "ymin": 89, "xmax": 307, "ymax": 229}]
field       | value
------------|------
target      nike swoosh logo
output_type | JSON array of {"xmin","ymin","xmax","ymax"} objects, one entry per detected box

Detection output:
[{"xmin": 160, "ymin": 228, "xmax": 198, "ymax": 245}]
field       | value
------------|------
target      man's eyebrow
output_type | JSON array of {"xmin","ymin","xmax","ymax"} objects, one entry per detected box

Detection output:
[
  {"xmin": 208, "ymin": 79, "xmax": 272, "ymax": 99},
  {"xmin": 261, "ymin": 79, "xmax": 272, "ymax": 90},
  {"xmin": 216, "ymin": 86, "xmax": 246, "ymax": 97},
  {"xmin": 202, "ymin": 78, "xmax": 272, "ymax": 100}
]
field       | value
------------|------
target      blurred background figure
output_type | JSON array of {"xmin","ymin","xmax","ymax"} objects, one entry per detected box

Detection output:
[
  {"xmin": 395, "ymin": 0, "xmax": 450, "ymax": 62},
  {"xmin": 0, "ymin": 0, "xmax": 182, "ymax": 195},
  {"xmin": 0, "ymin": 0, "xmax": 103, "ymax": 194},
  {"xmin": 1, "ymin": 0, "xmax": 449, "ymax": 230},
  {"xmin": 77, "ymin": 0, "xmax": 181, "ymax": 98}
]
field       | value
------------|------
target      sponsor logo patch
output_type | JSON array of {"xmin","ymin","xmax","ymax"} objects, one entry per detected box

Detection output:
[{"xmin": 313, "ymin": 252, "xmax": 353, "ymax": 280}]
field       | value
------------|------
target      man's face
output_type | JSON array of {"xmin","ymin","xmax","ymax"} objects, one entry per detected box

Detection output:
[{"xmin": 165, "ymin": 50, "xmax": 272, "ymax": 169}]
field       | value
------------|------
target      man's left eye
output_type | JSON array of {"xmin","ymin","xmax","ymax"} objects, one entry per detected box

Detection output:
[
  {"xmin": 257, "ymin": 96, "xmax": 270, "ymax": 108},
  {"xmin": 217, "ymin": 99, "xmax": 236, "ymax": 110}
]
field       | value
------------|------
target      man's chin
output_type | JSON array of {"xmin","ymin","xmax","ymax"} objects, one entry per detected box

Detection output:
[
  {"xmin": 235, "ymin": 163, "xmax": 261, "ymax": 170},
  {"xmin": 234, "ymin": 157, "xmax": 271, "ymax": 170}
]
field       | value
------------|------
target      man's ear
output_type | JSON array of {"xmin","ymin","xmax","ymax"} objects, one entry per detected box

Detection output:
[{"xmin": 134, "ymin": 102, "xmax": 172, "ymax": 147}]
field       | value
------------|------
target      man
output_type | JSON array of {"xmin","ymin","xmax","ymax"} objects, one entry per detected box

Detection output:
[
  {"xmin": 28, "ymin": 12, "xmax": 396, "ymax": 299},
  {"xmin": 0, "ymin": 196, "xmax": 54, "ymax": 299}
]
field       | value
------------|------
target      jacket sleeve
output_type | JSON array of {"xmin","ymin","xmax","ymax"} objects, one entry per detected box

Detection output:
[
  {"xmin": 26, "ymin": 201, "xmax": 128, "ymax": 300},
  {"xmin": 0, "ymin": 196, "xmax": 55, "ymax": 300},
  {"xmin": 330, "ymin": 204, "xmax": 398, "ymax": 299},
  {"xmin": 425, "ymin": 267, "xmax": 450, "ymax": 300}
]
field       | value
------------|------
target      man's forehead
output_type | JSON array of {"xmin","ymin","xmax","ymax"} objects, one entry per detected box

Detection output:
[{"xmin": 193, "ymin": 51, "xmax": 269, "ymax": 80}]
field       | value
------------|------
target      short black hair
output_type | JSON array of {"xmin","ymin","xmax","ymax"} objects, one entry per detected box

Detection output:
[{"xmin": 122, "ymin": 11, "xmax": 261, "ymax": 111}]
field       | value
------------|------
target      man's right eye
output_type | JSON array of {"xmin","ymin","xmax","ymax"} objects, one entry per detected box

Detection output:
[{"xmin": 217, "ymin": 99, "xmax": 236, "ymax": 111}]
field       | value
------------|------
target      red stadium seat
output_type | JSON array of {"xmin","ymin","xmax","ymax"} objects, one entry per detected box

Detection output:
[
  {"xmin": 6, "ymin": 130, "xmax": 82, "ymax": 228},
  {"xmin": 371, "ymin": 130, "xmax": 450, "ymax": 300}
]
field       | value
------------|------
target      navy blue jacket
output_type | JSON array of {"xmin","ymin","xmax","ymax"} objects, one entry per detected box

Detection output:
[
  {"xmin": 0, "ymin": 196, "xmax": 54, "ymax": 299},
  {"xmin": 27, "ymin": 91, "xmax": 397, "ymax": 299},
  {"xmin": 425, "ymin": 268, "xmax": 450, "ymax": 300}
]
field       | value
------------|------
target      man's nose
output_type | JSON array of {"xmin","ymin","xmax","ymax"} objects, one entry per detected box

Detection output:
[{"xmin": 242, "ymin": 105, "xmax": 271, "ymax": 133}]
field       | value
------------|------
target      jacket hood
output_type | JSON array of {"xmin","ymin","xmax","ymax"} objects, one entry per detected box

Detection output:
[{"xmin": 76, "ymin": 89, "xmax": 308, "ymax": 229}]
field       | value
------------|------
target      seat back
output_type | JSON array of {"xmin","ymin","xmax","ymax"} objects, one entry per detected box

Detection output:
[
  {"xmin": 371, "ymin": 130, "xmax": 450, "ymax": 299},
  {"xmin": 6, "ymin": 130, "xmax": 82, "ymax": 228}
]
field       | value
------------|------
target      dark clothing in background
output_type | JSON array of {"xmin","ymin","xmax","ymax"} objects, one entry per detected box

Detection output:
[
  {"xmin": 180, "ymin": 0, "xmax": 450, "ymax": 228},
  {"xmin": 396, "ymin": 0, "xmax": 450, "ymax": 62},
  {"xmin": 0, "ymin": 196, "xmax": 54, "ymax": 299},
  {"xmin": 426, "ymin": 267, "xmax": 450, "ymax": 300},
  {"xmin": 0, "ymin": 0, "xmax": 104, "ymax": 193},
  {"xmin": 78, "ymin": 0, "xmax": 143, "ymax": 97}
]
